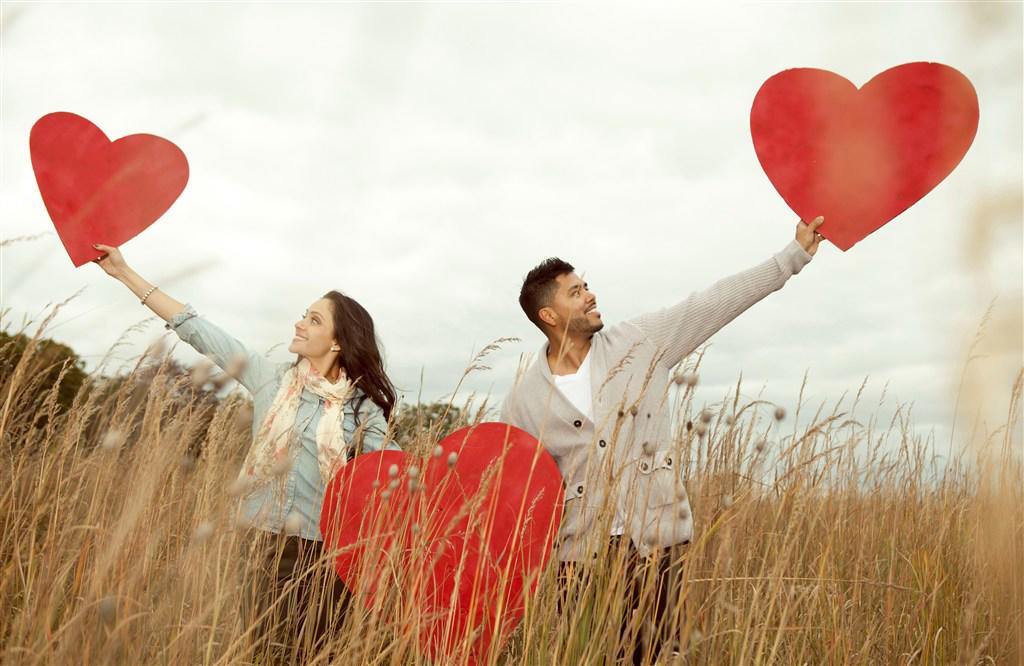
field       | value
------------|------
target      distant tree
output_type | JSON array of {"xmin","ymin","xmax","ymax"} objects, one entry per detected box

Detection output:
[
  {"xmin": 0, "ymin": 330, "xmax": 88, "ymax": 429},
  {"xmin": 392, "ymin": 401, "xmax": 465, "ymax": 453}
]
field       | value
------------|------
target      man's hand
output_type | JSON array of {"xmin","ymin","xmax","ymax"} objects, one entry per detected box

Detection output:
[{"xmin": 796, "ymin": 216, "xmax": 825, "ymax": 256}]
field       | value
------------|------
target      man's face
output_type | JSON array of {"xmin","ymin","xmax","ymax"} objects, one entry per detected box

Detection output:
[{"xmin": 542, "ymin": 272, "xmax": 603, "ymax": 335}]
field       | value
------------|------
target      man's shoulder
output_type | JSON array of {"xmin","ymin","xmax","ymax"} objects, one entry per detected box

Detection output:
[
  {"xmin": 504, "ymin": 354, "xmax": 546, "ymax": 404},
  {"xmin": 593, "ymin": 319, "xmax": 647, "ymax": 352}
]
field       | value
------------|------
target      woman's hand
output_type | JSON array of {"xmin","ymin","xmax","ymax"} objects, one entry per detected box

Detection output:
[
  {"xmin": 92, "ymin": 243, "xmax": 129, "ymax": 280},
  {"xmin": 796, "ymin": 216, "xmax": 825, "ymax": 257}
]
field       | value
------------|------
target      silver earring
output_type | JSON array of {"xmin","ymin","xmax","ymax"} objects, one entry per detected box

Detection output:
[{"xmin": 330, "ymin": 345, "xmax": 340, "ymax": 352}]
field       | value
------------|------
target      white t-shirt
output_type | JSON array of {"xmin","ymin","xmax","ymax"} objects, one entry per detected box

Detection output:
[
  {"xmin": 552, "ymin": 351, "xmax": 594, "ymax": 421},
  {"xmin": 553, "ymin": 350, "xmax": 625, "ymax": 536}
]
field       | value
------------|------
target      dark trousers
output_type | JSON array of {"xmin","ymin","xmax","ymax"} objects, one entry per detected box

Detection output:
[
  {"xmin": 244, "ymin": 533, "xmax": 351, "ymax": 664},
  {"xmin": 557, "ymin": 536, "xmax": 684, "ymax": 665}
]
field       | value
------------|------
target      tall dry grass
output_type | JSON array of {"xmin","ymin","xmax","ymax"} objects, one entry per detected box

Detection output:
[{"xmin": 0, "ymin": 305, "xmax": 1020, "ymax": 666}]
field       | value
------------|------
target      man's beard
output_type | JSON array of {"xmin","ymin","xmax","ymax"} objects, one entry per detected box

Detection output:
[{"xmin": 569, "ymin": 317, "xmax": 604, "ymax": 336}]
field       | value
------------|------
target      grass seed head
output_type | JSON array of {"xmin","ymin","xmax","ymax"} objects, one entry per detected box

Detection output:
[
  {"xmin": 101, "ymin": 428, "xmax": 125, "ymax": 451},
  {"xmin": 191, "ymin": 361, "xmax": 213, "ymax": 388},
  {"xmin": 774, "ymin": 406, "xmax": 787, "ymax": 421},
  {"xmin": 234, "ymin": 404, "xmax": 254, "ymax": 429},
  {"xmin": 192, "ymin": 521, "xmax": 215, "ymax": 544},
  {"xmin": 270, "ymin": 457, "xmax": 291, "ymax": 477},
  {"xmin": 98, "ymin": 596, "xmax": 117, "ymax": 627},
  {"xmin": 284, "ymin": 511, "xmax": 304, "ymax": 535},
  {"xmin": 179, "ymin": 454, "xmax": 198, "ymax": 473},
  {"xmin": 227, "ymin": 477, "xmax": 253, "ymax": 498}
]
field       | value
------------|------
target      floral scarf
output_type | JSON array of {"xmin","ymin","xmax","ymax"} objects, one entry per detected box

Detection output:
[{"xmin": 239, "ymin": 358, "xmax": 353, "ymax": 485}]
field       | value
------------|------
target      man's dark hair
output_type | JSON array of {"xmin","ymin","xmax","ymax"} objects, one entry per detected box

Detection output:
[{"xmin": 519, "ymin": 257, "xmax": 574, "ymax": 329}]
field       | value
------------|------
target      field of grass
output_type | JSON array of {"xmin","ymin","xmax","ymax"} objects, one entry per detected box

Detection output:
[{"xmin": 1, "ymin": 307, "xmax": 1020, "ymax": 665}]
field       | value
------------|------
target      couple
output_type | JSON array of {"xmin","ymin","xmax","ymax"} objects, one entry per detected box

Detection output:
[{"xmin": 92, "ymin": 216, "xmax": 823, "ymax": 663}]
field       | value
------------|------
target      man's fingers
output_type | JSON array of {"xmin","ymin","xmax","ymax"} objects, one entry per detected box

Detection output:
[{"xmin": 810, "ymin": 215, "xmax": 824, "ymax": 230}]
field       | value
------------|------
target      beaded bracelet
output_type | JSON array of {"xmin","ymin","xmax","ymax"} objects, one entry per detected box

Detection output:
[{"xmin": 140, "ymin": 286, "xmax": 158, "ymax": 305}]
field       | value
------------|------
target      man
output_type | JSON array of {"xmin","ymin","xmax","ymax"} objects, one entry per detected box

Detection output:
[{"xmin": 500, "ymin": 217, "xmax": 824, "ymax": 663}]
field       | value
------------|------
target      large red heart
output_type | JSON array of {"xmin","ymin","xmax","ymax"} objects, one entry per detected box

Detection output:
[
  {"xmin": 29, "ymin": 112, "xmax": 189, "ymax": 266},
  {"xmin": 320, "ymin": 422, "xmax": 564, "ymax": 665},
  {"xmin": 750, "ymin": 62, "xmax": 978, "ymax": 251}
]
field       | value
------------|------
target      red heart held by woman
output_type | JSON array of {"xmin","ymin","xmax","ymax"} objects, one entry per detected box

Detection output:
[
  {"xmin": 320, "ymin": 422, "xmax": 564, "ymax": 666},
  {"xmin": 29, "ymin": 112, "xmax": 189, "ymax": 266},
  {"xmin": 750, "ymin": 62, "xmax": 978, "ymax": 251}
]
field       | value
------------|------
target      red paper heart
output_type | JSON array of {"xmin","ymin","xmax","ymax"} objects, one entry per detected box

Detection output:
[
  {"xmin": 750, "ymin": 62, "xmax": 978, "ymax": 251},
  {"xmin": 320, "ymin": 422, "xmax": 564, "ymax": 665},
  {"xmin": 29, "ymin": 112, "xmax": 189, "ymax": 266}
]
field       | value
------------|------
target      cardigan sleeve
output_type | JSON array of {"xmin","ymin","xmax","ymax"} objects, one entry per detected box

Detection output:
[
  {"xmin": 628, "ymin": 240, "xmax": 812, "ymax": 369},
  {"xmin": 165, "ymin": 304, "xmax": 281, "ymax": 397}
]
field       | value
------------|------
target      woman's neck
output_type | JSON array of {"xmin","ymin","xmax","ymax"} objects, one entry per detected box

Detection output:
[{"xmin": 309, "ymin": 356, "xmax": 344, "ymax": 384}]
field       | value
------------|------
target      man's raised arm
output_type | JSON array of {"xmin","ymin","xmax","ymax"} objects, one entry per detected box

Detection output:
[{"xmin": 630, "ymin": 218, "xmax": 823, "ymax": 370}]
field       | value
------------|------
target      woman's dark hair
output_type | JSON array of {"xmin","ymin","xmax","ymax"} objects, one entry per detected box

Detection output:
[{"xmin": 301, "ymin": 290, "xmax": 396, "ymax": 420}]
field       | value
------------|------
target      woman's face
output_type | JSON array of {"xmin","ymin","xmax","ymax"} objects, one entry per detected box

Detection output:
[{"xmin": 288, "ymin": 297, "xmax": 337, "ymax": 359}]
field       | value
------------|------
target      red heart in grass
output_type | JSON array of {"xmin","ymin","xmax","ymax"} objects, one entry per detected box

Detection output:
[
  {"xmin": 29, "ymin": 112, "xmax": 189, "ymax": 267},
  {"xmin": 320, "ymin": 423, "xmax": 564, "ymax": 666},
  {"xmin": 750, "ymin": 62, "xmax": 978, "ymax": 251}
]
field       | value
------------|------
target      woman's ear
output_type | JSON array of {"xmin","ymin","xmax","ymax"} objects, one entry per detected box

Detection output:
[{"xmin": 330, "ymin": 342, "xmax": 341, "ymax": 352}]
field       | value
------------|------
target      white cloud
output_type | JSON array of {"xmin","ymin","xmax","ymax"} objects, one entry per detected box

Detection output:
[{"xmin": 2, "ymin": 2, "xmax": 1020, "ymax": 452}]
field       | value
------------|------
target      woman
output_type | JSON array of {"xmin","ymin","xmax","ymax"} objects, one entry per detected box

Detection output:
[{"xmin": 92, "ymin": 242, "xmax": 398, "ymax": 662}]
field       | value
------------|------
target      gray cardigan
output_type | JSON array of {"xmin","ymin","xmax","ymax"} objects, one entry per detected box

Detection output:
[{"xmin": 500, "ymin": 240, "xmax": 813, "ymax": 561}]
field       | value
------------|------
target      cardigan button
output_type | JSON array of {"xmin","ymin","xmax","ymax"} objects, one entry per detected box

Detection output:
[
  {"xmin": 576, "ymin": 484, "xmax": 584, "ymax": 495},
  {"xmin": 573, "ymin": 419, "xmax": 582, "ymax": 428},
  {"xmin": 598, "ymin": 439, "xmax": 607, "ymax": 448}
]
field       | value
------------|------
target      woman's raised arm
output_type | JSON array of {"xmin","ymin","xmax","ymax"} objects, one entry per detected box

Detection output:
[
  {"xmin": 92, "ymin": 243, "xmax": 279, "ymax": 396},
  {"xmin": 93, "ymin": 243, "xmax": 186, "ymax": 322}
]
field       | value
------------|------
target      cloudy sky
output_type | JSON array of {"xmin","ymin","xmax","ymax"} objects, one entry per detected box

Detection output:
[{"xmin": 2, "ymin": 2, "xmax": 1021, "ymax": 453}]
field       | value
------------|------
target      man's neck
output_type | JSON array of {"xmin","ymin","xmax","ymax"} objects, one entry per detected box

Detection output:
[{"xmin": 546, "ymin": 334, "xmax": 592, "ymax": 376}]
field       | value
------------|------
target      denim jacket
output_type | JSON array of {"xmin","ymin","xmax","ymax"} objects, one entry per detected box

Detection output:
[{"xmin": 166, "ymin": 304, "xmax": 398, "ymax": 540}]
